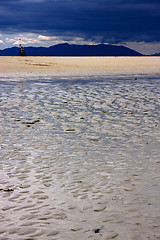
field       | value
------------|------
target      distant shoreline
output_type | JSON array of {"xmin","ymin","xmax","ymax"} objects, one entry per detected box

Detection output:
[
  {"xmin": 0, "ymin": 43, "xmax": 143, "ymax": 57},
  {"xmin": 0, "ymin": 56, "xmax": 159, "ymax": 77}
]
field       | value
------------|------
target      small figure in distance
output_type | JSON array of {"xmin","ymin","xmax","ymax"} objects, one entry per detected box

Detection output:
[{"xmin": 19, "ymin": 44, "xmax": 26, "ymax": 56}]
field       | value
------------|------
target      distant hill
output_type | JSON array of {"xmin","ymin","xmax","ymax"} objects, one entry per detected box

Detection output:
[
  {"xmin": 0, "ymin": 43, "xmax": 143, "ymax": 56},
  {"xmin": 152, "ymin": 53, "xmax": 160, "ymax": 56}
]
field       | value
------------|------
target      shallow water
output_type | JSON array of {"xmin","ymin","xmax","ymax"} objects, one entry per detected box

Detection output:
[{"xmin": 0, "ymin": 74, "xmax": 160, "ymax": 240}]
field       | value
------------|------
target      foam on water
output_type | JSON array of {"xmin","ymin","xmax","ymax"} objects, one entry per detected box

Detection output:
[{"xmin": 0, "ymin": 74, "xmax": 160, "ymax": 239}]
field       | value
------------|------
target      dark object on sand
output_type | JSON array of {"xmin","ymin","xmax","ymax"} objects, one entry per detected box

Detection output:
[
  {"xmin": 21, "ymin": 119, "xmax": 40, "ymax": 125},
  {"xmin": 19, "ymin": 44, "xmax": 26, "ymax": 56},
  {"xmin": 0, "ymin": 188, "xmax": 14, "ymax": 192},
  {"xmin": 93, "ymin": 228, "xmax": 100, "ymax": 233}
]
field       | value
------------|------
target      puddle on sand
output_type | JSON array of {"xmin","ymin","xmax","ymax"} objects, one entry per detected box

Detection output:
[{"xmin": 0, "ymin": 74, "xmax": 160, "ymax": 240}]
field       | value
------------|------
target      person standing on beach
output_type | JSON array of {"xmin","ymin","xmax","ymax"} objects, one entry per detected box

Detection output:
[{"xmin": 19, "ymin": 44, "xmax": 26, "ymax": 56}]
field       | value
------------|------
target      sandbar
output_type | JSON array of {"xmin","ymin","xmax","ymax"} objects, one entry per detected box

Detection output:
[{"xmin": 0, "ymin": 56, "xmax": 159, "ymax": 77}]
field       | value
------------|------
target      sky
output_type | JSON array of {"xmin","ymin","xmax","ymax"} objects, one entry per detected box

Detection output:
[{"xmin": 0, "ymin": 0, "xmax": 160, "ymax": 54}]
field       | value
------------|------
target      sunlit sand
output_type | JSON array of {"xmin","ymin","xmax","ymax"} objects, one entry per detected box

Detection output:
[{"xmin": 0, "ymin": 56, "xmax": 159, "ymax": 76}]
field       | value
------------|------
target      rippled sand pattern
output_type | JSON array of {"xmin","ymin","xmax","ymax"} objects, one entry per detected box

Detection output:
[{"xmin": 0, "ymin": 74, "xmax": 160, "ymax": 240}]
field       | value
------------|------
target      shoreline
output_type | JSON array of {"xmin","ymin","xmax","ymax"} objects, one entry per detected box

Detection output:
[{"xmin": 0, "ymin": 56, "xmax": 160, "ymax": 77}]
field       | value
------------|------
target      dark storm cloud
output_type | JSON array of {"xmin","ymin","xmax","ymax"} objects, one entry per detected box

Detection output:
[{"xmin": 0, "ymin": 0, "xmax": 160, "ymax": 43}]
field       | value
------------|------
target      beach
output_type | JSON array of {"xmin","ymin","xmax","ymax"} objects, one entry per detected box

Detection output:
[
  {"xmin": 0, "ymin": 56, "xmax": 160, "ymax": 76},
  {"xmin": 0, "ymin": 57, "xmax": 160, "ymax": 240}
]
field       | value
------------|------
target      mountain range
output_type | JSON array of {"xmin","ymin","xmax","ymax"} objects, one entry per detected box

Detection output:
[
  {"xmin": 0, "ymin": 43, "xmax": 143, "ymax": 56},
  {"xmin": 153, "ymin": 53, "xmax": 160, "ymax": 56}
]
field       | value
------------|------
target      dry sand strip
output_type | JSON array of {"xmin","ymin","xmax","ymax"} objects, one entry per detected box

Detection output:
[{"xmin": 0, "ymin": 56, "xmax": 160, "ymax": 77}]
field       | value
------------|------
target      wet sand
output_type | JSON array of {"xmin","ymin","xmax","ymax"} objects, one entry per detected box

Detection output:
[
  {"xmin": 0, "ymin": 58, "xmax": 160, "ymax": 240},
  {"xmin": 0, "ymin": 56, "xmax": 160, "ymax": 76}
]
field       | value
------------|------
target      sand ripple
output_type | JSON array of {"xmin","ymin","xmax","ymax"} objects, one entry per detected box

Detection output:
[{"xmin": 0, "ymin": 74, "xmax": 160, "ymax": 239}]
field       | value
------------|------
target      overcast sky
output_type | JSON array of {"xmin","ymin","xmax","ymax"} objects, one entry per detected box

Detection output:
[{"xmin": 0, "ymin": 0, "xmax": 160, "ymax": 54}]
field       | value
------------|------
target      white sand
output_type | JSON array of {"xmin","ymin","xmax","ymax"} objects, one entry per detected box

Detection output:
[{"xmin": 0, "ymin": 56, "xmax": 160, "ymax": 76}]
